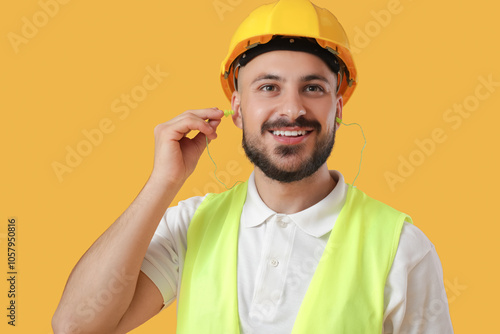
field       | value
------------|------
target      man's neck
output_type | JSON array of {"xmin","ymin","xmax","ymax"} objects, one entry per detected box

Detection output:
[{"xmin": 253, "ymin": 165, "xmax": 337, "ymax": 214}]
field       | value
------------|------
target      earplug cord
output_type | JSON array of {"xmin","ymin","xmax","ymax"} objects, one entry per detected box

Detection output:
[
  {"xmin": 338, "ymin": 119, "xmax": 366, "ymax": 187},
  {"xmin": 205, "ymin": 136, "xmax": 243, "ymax": 190},
  {"xmin": 204, "ymin": 109, "xmax": 242, "ymax": 190}
]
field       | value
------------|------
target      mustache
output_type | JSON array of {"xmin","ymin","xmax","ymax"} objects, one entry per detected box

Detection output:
[{"xmin": 261, "ymin": 116, "xmax": 322, "ymax": 135}]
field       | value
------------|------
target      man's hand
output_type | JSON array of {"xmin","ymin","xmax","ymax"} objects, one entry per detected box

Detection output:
[
  {"xmin": 151, "ymin": 107, "xmax": 225, "ymax": 186},
  {"xmin": 52, "ymin": 108, "xmax": 227, "ymax": 334}
]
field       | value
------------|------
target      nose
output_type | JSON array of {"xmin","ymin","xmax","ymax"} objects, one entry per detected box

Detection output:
[{"xmin": 279, "ymin": 89, "xmax": 306, "ymax": 120}]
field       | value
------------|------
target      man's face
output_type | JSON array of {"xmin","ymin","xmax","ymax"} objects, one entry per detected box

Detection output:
[{"xmin": 231, "ymin": 50, "xmax": 343, "ymax": 183}]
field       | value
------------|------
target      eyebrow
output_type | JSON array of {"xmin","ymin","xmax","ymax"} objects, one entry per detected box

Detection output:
[
  {"xmin": 300, "ymin": 74, "xmax": 331, "ymax": 84},
  {"xmin": 250, "ymin": 74, "xmax": 282, "ymax": 85},
  {"xmin": 250, "ymin": 73, "xmax": 332, "ymax": 85}
]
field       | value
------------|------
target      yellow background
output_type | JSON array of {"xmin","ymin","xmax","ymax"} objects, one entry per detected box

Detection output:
[{"xmin": 1, "ymin": 0, "xmax": 498, "ymax": 332}]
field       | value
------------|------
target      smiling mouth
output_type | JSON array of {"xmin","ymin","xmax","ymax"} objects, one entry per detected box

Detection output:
[{"xmin": 270, "ymin": 130, "xmax": 311, "ymax": 137}]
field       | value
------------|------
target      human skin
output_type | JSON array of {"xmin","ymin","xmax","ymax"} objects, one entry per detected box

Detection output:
[{"xmin": 231, "ymin": 50, "xmax": 344, "ymax": 213}]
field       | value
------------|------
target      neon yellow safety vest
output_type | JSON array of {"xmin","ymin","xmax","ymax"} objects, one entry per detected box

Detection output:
[{"xmin": 177, "ymin": 181, "xmax": 412, "ymax": 333}]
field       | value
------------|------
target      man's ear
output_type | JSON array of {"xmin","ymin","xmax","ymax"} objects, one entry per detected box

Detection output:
[
  {"xmin": 335, "ymin": 95, "xmax": 343, "ymax": 128},
  {"xmin": 231, "ymin": 90, "xmax": 243, "ymax": 129}
]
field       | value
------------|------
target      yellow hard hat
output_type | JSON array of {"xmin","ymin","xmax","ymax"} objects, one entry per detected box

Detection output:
[{"xmin": 220, "ymin": 0, "xmax": 358, "ymax": 104}]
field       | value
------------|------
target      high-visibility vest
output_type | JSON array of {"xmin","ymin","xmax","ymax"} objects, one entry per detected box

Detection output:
[{"xmin": 177, "ymin": 181, "xmax": 412, "ymax": 333}]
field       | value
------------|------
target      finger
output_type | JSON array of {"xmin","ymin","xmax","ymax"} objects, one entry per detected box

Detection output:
[
  {"xmin": 177, "ymin": 110, "xmax": 222, "ymax": 140},
  {"xmin": 155, "ymin": 108, "xmax": 225, "ymax": 143},
  {"xmin": 191, "ymin": 131, "xmax": 213, "ymax": 155},
  {"xmin": 187, "ymin": 108, "xmax": 224, "ymax": 122},
  {"xmin": 207, "ymin": 119, "xmax": 222, "ymax": 138},
  {"xmin": 167, "ymin": 116, "xmax": 218, "ymax": 142},
  {"xmin": 192, "ymin": 116, "xmax": 223, "ymax": 146}
]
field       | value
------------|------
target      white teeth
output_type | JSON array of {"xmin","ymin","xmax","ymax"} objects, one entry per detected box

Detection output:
[{"xmin": 272, "ymin": 130, "xmax": 308, "ymax": 137}]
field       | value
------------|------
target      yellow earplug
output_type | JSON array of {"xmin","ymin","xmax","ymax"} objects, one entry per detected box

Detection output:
[
  {"xmin": 336, "ymin": 117, "xmax": 342, "ymax": 123},
  {"xmin": 224, "ymin": 109, "xmax": 235, "ymax": 117}
]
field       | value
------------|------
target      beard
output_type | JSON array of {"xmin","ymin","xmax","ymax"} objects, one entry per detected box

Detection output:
[{"xmin": 242, "ymin": 115, "xmax": 336, "ymax": 183}]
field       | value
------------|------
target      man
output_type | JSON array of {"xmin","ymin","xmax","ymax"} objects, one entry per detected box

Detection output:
[{"xmin": 52, "ymin": 0, "xmax": 454, "ymax": 333}]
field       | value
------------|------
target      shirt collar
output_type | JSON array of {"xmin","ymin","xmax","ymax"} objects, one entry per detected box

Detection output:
[
  {"xmin": 242, "ymin": 170, "xmax": 348, "ymax": 238},
  {"xmin": 241, "ymin": 172, "xmax": 276, "ymax": 228}
]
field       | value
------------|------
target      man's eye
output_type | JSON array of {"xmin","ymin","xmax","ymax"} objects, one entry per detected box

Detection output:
[
  {"xmin": 305, "ymin": 85, "xmax": 324, "ymax": 92},
  {"xmin": 260, "ymin": 85, "xmax": 277, "ymax": 92}
]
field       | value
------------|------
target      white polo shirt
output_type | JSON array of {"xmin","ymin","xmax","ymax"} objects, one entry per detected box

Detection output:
[{"xmin": 141, "ymin": 170, "xmax": 454, "ymax": 333}]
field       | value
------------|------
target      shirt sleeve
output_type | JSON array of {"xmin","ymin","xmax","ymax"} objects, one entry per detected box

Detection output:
[
  {"xmin": 140, "ymin": 195, "xmax": 206, "ymax": 310},
  {"xmin": 383, "ymin": 222, "xmax": 454, "ymax": 334}
]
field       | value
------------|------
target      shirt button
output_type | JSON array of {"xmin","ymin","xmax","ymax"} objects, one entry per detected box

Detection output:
[
  {"xmin": 276, "ymin": 215, "xmax": 289, "ymax": 228},
  {"xmin": 270, "ymin": 259, "xmax": 279, "ymax": 267}
]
